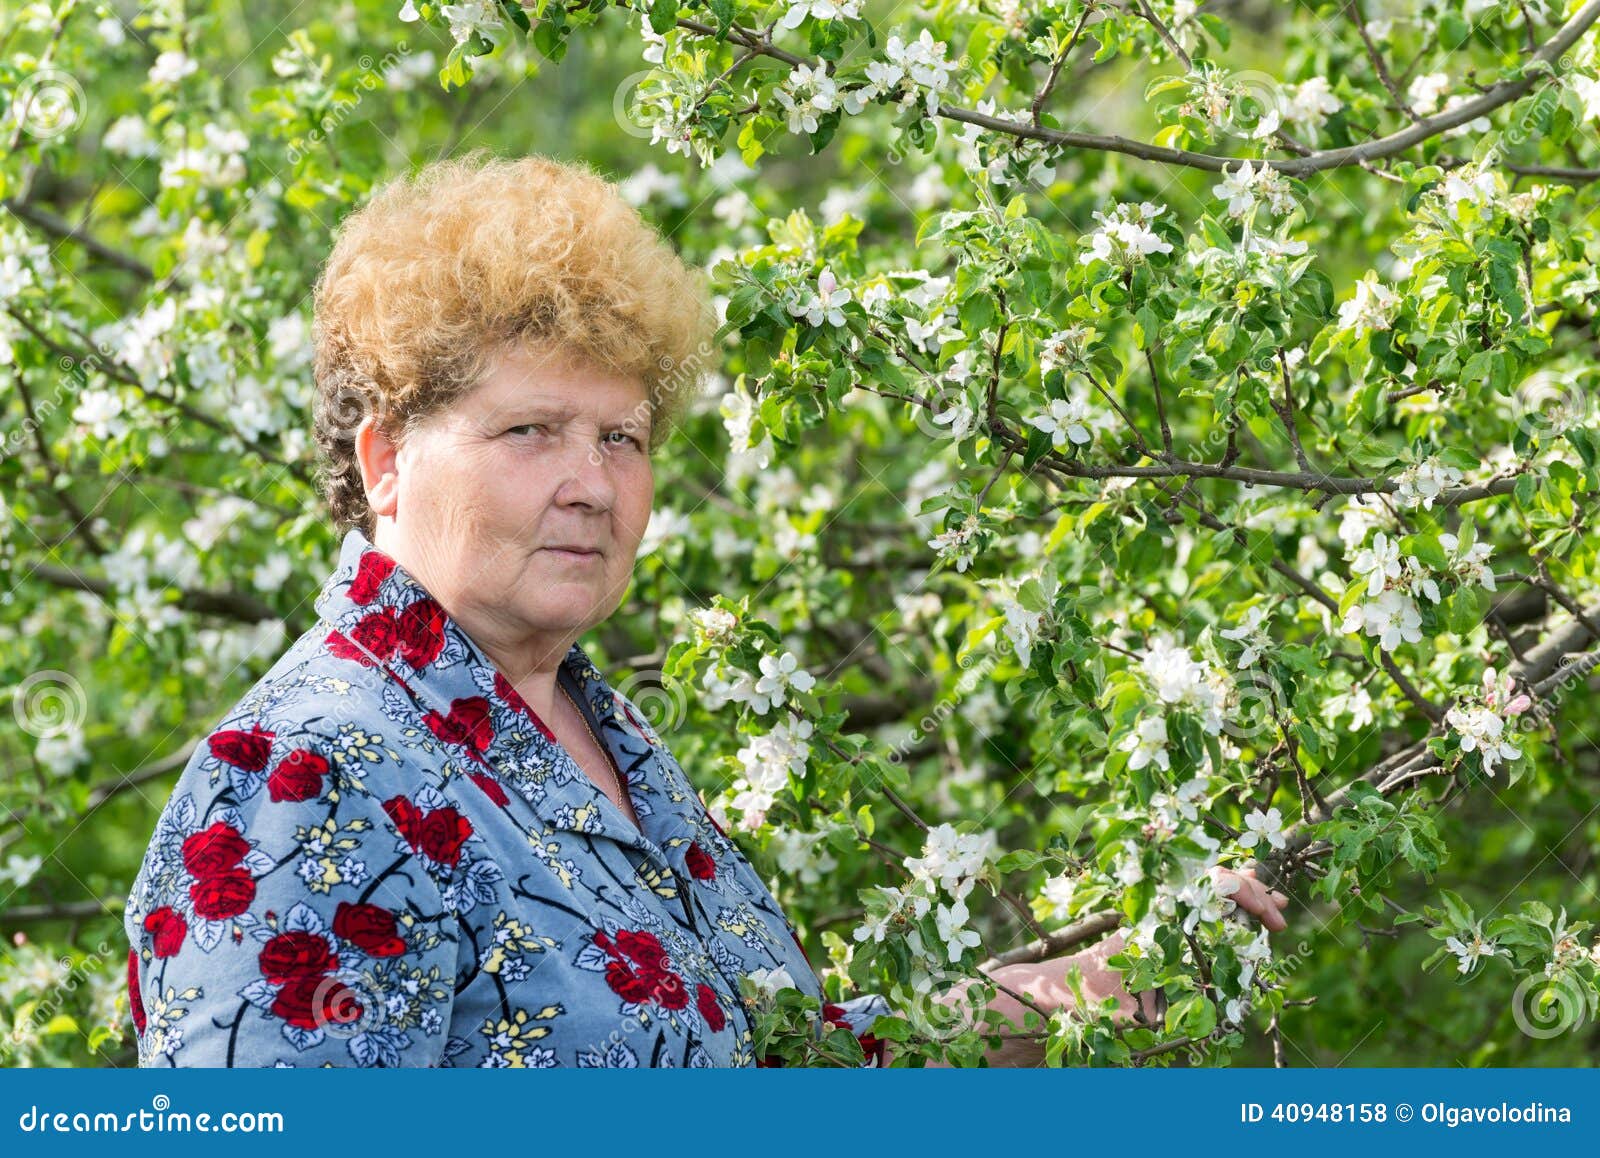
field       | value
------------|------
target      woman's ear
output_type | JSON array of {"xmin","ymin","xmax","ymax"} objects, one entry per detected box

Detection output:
[{"xmin": 354, "ymin": 415, "xmax": 402, "ymax": 520}]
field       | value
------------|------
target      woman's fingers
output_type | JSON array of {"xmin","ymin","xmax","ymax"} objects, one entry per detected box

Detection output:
[
  {"xmin": 1239, "ymin": 883, "xmax": 1288, "ymax": 931},
  {"xmin": 1214, "ymin": 867, "xmax": 1290, "ymax": 931}
]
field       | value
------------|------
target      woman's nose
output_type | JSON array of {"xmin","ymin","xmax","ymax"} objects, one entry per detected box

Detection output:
[{"xmin": 552, "ymin": 431, "xmax": 618, "ymax": 509}]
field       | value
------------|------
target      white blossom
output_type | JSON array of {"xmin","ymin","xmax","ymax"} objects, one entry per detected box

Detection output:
[
  {"xmin": 0, "ymin": 853, "xmax": 44, "ymax": 889},
  {"xmin": 753, "ymin": 650, "xmax": 816, "ymax": 712},
  {"xmin": 930, "ymin": 395, "xmax": 977, "ymax": 440},
  {"xmin": 1176, "ymin": 871, "xmax": 1229, "ymax": 934},
  {"xmin": 1336, "ymin": 272, "xmax": 1399, "ymax": 337},
  {"xmin": 689, "ymin": 606, "xmax": 740, "ymax": 646},
  {"xmin": 928, "ymin": 514, "xmax": 981, "ymax": 573},
  {"xmin": 148, "ymin": 51, "xmax": 198, "ymax": 85},
  {"xmin": 1444, "ymin": 923, "xmax": 1504, "ymax": 973},
  {"xmin": 1238, "ymin": 807, "xmax": 1286, "ymax": 851},
  {"xmin": 904, "ymin": 823, "xmax": 998, "ymax": 901},
  {"xmin": 1439, "ymin": 165, "xmax": 1500, "ymax": 215},
  {"xmin": 848, "ymin": 30, "xmax": 957, "ymax": 116},
  {"xmin": 1151, "ymin": 777, "xmax": 1209, "ymax": 832},
  {"xmin": 934, "ymin": 899, "xmax": 982, "ymax": 962},
  {"xmin": 1139, "ymin": 635, "xmax": 1228, "ymax": 732},
  {"xmin": 780, "ymin": 0, "xmax": 862, "ymax": 27},
  {"xmin": 786, "ymin": 267, "xmax": 851, "ymax": 327},
  {"xmin": 1119, "ymin": 714, "xmax": 1170, "ymax": 772},
  {"xmin": 904, "ymin": 311, "xmax": 962, "ymax": 354},
  {"xmin": 1324, "ymin": 685, "xmax": 1375, "ymax": 731},
  {"xmin": 1235, "ymin": 925, "xmax": 1274, "ymax": 990},
  {"xmin": 1024, "ymin": 396, "xmax": 1106, "ymax": 450},
  {"xmin": 1350, "ymin": 530, "xmax": 1402, "ymax": 597},
  {"xmin": 769, "ymin": 828, "xmax": 839, "ymax": 885},
  {"xmin": 774, "ymin": 63, "xmax": 838, "ymax": 135},
  {"xmin": 438, "ymin": 1, "xmax": 505, "ymax": 47},
  {"xmin": 103, "ymin": 115, "xmax": 160, "ymax": 158},
  {"xmin": 1574, "ymin": 72, "xmax": 1600, "ymax": 122},
  {"xmin": 1343, "ymin": 588, "xmax": 1423, "ymax": 651},
  {"xmin": 1283, "ymin": 76, "xmax": 1341, "ymax": 131},
  {"xmin": 1080, "ymin": 202, "xmax": 1173, "ymax": 267},
  {"xmin": 1445, "ymin": 675, "xmax": 1528, "ymax": 780},
  {"xmin": 72, "ymin": 389, "xmax": 128, "ymax": 441},
  {"xmin": 853, "ymin": 882, "xmax": 932, "ymax": 943},
  {"xmin": 743, "ymin": 964, "xmax": 798, "ymax": 997},
  {"xmin": 1038, "ymin": 325, "xmax": 1093, "ymax": 378},
  {"xmin": 1113, "ymin": 840, "xmax": 1145, "ymax": 886},
  {"xmin": 1041, "ymin": 872, "xmax": 1078, "ymax": 921},
  {"xmin": 1339, "ymin": 493, "xmax": 1391, "ymax": 551},
  {"xmin": 731, "ymin": 713, "xmax": 814, "ymax": 828},
  {"xmin": 1393, "ymin": 457, "xmax": 1464, "ymax": 510},
  {"xmin": 1212, "ymin": 161, "xmax": 1297, "ymax": 220},
  {"xmin": 35, "ymin": 729, "xmax": 88, "ymax": 775},
  {"xmin": 1408, "ymin": 72, "xmax": 1450, "ymax": 115},
  {"xmin": 1219, "ymin": 604, "xmax": 1272, "ymax": 668}
]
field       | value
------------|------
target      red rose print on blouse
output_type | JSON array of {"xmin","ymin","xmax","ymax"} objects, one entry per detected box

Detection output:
[
  {"xmin": 182, "ymin": 822, "xmax": 249, "ymax": 877},
  {"xmin": 267, "ymin": 748, "xmax": 329, "ymax": 803},
  {"xmin": 493, "ymin": 671, "xmax": 556, "ymax": 741},
  {"xmin": 127, "ymin": 949, "xmax": 147, "ymax": 1035},
  {"xmin": 272, "ymin": 975, "xmax": 363, "ymax": 1031},
  {"xmin": 326, "ymin": 607, "xmax": 401, "ymax": 667},
  {"xmin": 593, "ymin": 928, "xmax": 690, "ymax": 1011},
  {"xmin": 696, "ymin": 983, "xmax": 727, "ymax": 1032},
  {"xmin": 332, "ymin": 901, "xmax": 407, "ymax": 958},
  {"xmin": 469, "ymin": 771, "xmax": 510, "ymax": 808},
  {"xmin": 348, "ymin": 551, "xmax": 397, "ymax": 605},
  {"xmin": 207, "ymin": 724, "xmax": 274, "ymax": 772},
  {"xmin": 395, "ymin": 597, "xmax": 447, "ymax": 668},
  {"xmin": 424, "ymin": 696, "xmax": 494, "ymax": 754},
  {"xmin": 181, "ymin": 821, "xmax": 258, "ymax": 921},
  {"xmin": 259, "ymin": 929, "xmax": 338, "ymax": 984},
  {"xmin": 257, "ymin": 928, "xmax": 364, "ymax": 1031},
  {"xmin": 143, "ymin": 906, "xmax": 188, "ymax": 958},
  {"xmin": 685, "ymin": 841, "xmax": 717, "ymax": 881},
  {"xmin": 383, "ymin": 794, "xmax": 473, "ymax": 868},
  {"xmin": 190, "ymin": 871, "xmax": 256, "ymax": 920},
  {"xmin": 328, "ymin": 594, "xmax": 445, "ymax": 671}
]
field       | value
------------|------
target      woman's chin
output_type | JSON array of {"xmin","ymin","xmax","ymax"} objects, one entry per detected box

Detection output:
[{"xmin": 517, "ymin": 590, "xmax": 605, "ymax": 635}]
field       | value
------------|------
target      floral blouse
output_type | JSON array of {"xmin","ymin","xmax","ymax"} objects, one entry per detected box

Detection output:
[{"xmin": 123, "ymin": 528, "xmax": 887, "ymax": 1067}]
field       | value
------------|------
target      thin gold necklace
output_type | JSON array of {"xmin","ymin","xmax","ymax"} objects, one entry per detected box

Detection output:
[{"xmin": 558, "ymin": 682, "xmax": 628, "ymax": 810}]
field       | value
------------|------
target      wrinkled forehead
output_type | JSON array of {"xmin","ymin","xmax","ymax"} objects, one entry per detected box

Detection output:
[{"xmin": 461, "ymin": 342, "xmax": 653, "ymax": 427}]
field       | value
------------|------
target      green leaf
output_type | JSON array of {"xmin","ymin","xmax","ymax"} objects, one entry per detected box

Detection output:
[{"xmin": 648, "ymin": 0, "xmax": 678, "ymax": 33}]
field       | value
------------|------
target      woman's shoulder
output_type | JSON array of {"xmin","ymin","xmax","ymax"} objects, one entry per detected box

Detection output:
[{"xmin": 135, "ymin": 621, "xmax": 449, "ymax": 873}]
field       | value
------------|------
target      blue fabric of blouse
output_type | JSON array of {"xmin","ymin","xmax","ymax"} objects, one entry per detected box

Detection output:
[{"xmin": 123, "ymin": 527, "xmax": 886, "ymax": 1067}]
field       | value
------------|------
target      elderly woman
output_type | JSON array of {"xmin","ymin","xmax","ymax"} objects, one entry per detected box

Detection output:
[{"xmin": 123, "ymin": 151, "xmax": 1289, "ymax": 1068}]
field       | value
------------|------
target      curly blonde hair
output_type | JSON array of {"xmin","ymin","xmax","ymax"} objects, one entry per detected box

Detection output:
[{"xmin": 310, "ymin": 148, "xmax": 719, "ymax": 535}]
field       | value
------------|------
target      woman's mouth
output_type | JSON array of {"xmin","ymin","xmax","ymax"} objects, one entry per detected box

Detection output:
[{"xmin": 542, "ymin": 545, "xmax": 603, "ymax": 562}]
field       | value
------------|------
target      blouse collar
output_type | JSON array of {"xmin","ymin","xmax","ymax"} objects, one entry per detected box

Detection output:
[{"xmin": 311, "ymin": 527, "xmax": 704, "ymax": 879}]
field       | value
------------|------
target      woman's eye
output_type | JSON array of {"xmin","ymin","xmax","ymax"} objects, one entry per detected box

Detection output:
[
  {"xmin": 507, "ymin": 423, "xmax": 547, "ymax": 437},
  {"xmin": 603, "ymin": 431, "xmax": 642, "ymax": 449}
]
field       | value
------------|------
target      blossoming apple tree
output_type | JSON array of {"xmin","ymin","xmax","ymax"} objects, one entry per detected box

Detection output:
[{"xmin": 3, "ymin": 0, "xmax": 1600, "ymax": 1065}]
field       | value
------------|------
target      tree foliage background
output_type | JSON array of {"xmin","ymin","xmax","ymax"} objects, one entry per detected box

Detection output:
[{"xmin": 3, "ymin": 0, "xmax": 1600, "ymax": 1067}]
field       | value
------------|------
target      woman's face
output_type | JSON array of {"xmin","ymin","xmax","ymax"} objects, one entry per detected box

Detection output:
[{"xmin": 360, "ymin": 343, "xmax": 656, "ymax": 676}]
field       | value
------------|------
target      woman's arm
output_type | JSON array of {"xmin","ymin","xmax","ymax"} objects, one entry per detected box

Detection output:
[
  {"xmin": 889, "ymin": 931, "xmax": 1149, "ymax": 1068},
  {"xmin": 880, "ymin": 867, "xmax": 1290, "ymax": 1067}
]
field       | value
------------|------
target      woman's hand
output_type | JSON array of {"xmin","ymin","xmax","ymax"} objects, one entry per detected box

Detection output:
[
  {"xmin": 908, "ymin": 865, "xmax": 1293, "ymax": 1066},
  {"xmin": 1210, "ymin": 864, "xmax": 1291, "ymax": 932}
]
